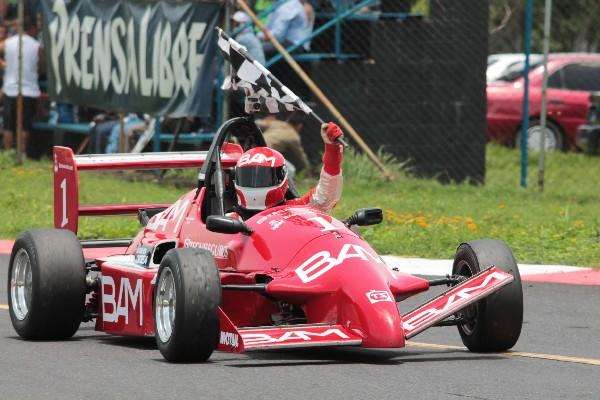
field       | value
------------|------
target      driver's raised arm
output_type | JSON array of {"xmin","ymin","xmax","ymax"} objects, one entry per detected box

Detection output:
[{"xmin": 287, "ymin": 123, "xmax": 344, "ymax": 213}]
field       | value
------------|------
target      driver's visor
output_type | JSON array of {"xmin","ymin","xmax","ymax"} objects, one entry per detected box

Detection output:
[{"xmin": 236, "ymin": 166, "xmax": 284, "ymax": 188}]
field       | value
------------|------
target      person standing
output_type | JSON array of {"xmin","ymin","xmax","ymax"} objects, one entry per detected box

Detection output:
[
  {"xmin": 232, "ymin": 11, "xmax": 266, "ymax": 65},
  {"xmin": 2, "ymin": 15, "xmax": 43, "ymax": 151},
  {"xmin": 258, "ymin": 0, "xmax": 308, "ymax": 56}
]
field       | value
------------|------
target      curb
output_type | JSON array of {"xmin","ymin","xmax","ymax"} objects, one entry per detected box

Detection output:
[{"xmin": 381, "ymin": 255, "xmax": 600, "ymax": 286}]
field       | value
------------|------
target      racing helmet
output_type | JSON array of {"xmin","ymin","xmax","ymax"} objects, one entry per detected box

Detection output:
[{"xmin": 234, "ymin": 147, "xmax": 288, "ymax": 211}]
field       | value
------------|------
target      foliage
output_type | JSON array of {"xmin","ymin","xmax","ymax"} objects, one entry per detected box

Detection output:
[
  {"xmin": 0, "ymin": 154, "xmax": 185, "ymax": 239},
  {"xmin": 489, "ymin": 0, "xmax": 600, "ymax": 54}
]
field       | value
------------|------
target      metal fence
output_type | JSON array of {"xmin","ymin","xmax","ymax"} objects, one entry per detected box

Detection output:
[{"xmin": 226, "ymin": 0, "xmax": 599, "ymax": 196}]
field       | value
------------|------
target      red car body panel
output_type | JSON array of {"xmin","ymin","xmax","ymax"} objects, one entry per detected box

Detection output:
[
  {"xmin": 53, "ymin": 143, "xmax": 516, "ymax": 353},
  {"xmin": 486, "ymin": 55, "xmax": 600, "ymax": 147}
]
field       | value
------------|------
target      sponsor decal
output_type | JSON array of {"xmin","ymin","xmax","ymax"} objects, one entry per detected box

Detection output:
[
  {"xmin": 219, "ymin": 331, "xmax": 239, "ymax": 348},
  {"xmin": 134, "ymin": 246, "xmax": 151, "ymax": 267},
  {"xmin": 44, "ymin": 0, "xmax": 216, "ymax": 102},
  {"xmin": 146, "ymin": 199, "xmax": 189, "ymax": 233},
  {"xmin": 183, "ymin": 238, "xmax": 228, "ymax": 259},
  {"xmin": 402, "ymin": 271, "xmax": 508, "ymax": 332},
  {"xmin": 242, "ymin": 328, "xmax": 350, "ymax": 346},
  {"xmin": 366, "ymin": 290, "xmax": 394, "ymax": 304},
  {"xmin": 295, "ymin": 244, "xmax": 384, "ymax": 283},
  {"xmin": 56, "ymin": 162, "xmax": 74, "ymax": 171},
  {"xmin": 238, "ymin": 152, "xmax": 276, "ymax": 167},
  {"xmin": 102, "ymin": 276, "xmax": 143, "ymax": 325}
]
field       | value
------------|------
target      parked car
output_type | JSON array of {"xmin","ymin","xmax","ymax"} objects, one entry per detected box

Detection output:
[
  {"xmin": 486, "ymin": 53, "xmax": 600, "ymax": 151},
  {"xmin": 487, "ymin": 53, "xmax": 543, "ymax": 83},
  {"xmin": 575, "ymin": 92, "xmax": 600, "ymax": 155}
]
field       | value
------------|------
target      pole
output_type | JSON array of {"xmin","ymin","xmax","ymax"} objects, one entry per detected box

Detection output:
[
  {"xmin": 222, "ymin": 1, "xmax": 232, "ymax": 124},
  {"xmin": 118, "ymin": 113, "xmax": 126, "ymax": 152},
  {"xmin": 236, "ymin": 0, "xmax": 394, "ymax": 180},
  {"xmin": 538, "ymin": 0, "xmax": 552, "ymax": 192},
  {"xmin": 16, "ymin": 0, "xmax": 24, "ymax": 164},
  {"xmin": 520, "ymin": 0, "xmax": 533, "ymax": 188}
]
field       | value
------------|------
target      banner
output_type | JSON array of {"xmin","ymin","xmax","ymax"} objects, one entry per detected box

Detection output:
[{"xmin": 41, "ymin": 0, "xmax": 222, "ymax": 117}]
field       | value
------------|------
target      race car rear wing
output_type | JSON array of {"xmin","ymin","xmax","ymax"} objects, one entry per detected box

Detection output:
[{"xmin": 53, "ymin": 146, "xmax": 240, "ymax": 234}]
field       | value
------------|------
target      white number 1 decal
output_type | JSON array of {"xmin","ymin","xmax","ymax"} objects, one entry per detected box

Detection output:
[
  {"xmin": 309, "ymin": 216, "xmax": 338, "ymax": 232},
  {"xmin": 60, "ymin": 178, "xmax": 68, "ymax": 228}
]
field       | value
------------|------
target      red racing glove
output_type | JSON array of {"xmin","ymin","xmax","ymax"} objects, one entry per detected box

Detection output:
[
  {"xmin": 321, "ymin": 123, "xmax": 344, "ymax": 175},
  {"xmin": 321, "ymin": 122, "xmax": 344, "ymax": 144}
]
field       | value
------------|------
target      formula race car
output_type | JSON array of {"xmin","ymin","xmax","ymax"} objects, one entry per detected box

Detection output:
[{"xmin": 7, "ymin": 117, "xmax": 523, "ymax": 362}]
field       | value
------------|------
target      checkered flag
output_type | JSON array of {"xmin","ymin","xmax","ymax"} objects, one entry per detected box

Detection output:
[{"xmin": 217, "ymin": 28, "xmax": 313, "ymax": 115}]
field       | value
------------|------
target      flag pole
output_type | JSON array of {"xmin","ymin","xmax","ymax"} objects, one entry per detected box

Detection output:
[{"xmin": 236, "ymin": 0, "xmax": 393, "ymax": 180}]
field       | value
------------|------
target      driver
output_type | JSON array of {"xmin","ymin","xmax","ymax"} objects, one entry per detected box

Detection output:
[{"xmin": 233, "ymin": 122, "xmax": 344, "ymax": 218}]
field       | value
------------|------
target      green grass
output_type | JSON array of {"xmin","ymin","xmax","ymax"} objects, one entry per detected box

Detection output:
[
  {"xmin": 316, "ymin": 146, "xmax": 600, "ymax": 267},
  {"xmin": 1, "ymin": 146, "xmax": 599, "ymax": 267},
  {"xmin": 0, "ymin": 151, "xmax": 186, "ymax": 239}
]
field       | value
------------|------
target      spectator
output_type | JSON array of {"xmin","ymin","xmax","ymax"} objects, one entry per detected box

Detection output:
[
  {"xmin": 105, "ymin": 113, "xmax": 148, "ymax": 153},
  {"xmin": 257, "ymin": 113, "xmax": 311, "ymax": 176},
  {"xmin": 2, "ymin": 14, "xmax": 43, "ymax": 151},
  {"xmin": 258, "ymin": 0, "xmax": 308, "ymax": 55},
  {"xmin": 300, "ymin": 0, "xmax": 315, "ymax": 50},
  {"xmin": 232, "ymin": 11, "xmax": 266, "ymax": 65},
  {"xmin": 87, "ymin": 112, "xmax": 119, "ymax": 154},
  {"xmin": 0, "ymin": 22, "xmax": 8, "ymax": 92}
]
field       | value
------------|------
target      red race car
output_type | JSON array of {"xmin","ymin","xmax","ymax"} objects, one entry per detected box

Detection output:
[{"xmin": 7, "ymin": 117, "xmax": 523, "ymax": 362}]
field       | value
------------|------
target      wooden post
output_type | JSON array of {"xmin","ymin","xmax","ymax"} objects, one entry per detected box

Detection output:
[{"xmin": 236, "ymin": 0, "xmax": 394, "ymax": 180}]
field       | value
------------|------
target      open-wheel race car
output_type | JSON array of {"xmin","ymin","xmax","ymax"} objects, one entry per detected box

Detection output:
[{"xmin": 7, "ymin": 116, "xmax": 523, "ymax": 362}]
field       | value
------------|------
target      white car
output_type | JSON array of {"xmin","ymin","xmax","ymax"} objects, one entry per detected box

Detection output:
[{"xmin": 487, "ymin": 53, "xmax": 543, "ymax": 82}]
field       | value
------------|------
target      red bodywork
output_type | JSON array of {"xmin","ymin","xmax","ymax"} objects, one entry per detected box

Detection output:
[
  {"xmin": 487, "ymin": 54, "xmax": 600, "ymax": 148},
  {"xmin": 53, "ymin": 145, "xmax": 513, "ymax": 352}
]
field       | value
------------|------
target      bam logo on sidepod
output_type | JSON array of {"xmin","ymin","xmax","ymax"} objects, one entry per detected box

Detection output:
[{"xmin": 102, "ymin": 276, "xmax": 143, "ymax": 326}]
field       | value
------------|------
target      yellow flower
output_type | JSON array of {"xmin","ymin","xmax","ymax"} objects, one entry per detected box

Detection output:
[{"xmin": 467, "ymin": 223, "xmax": 477, "ymax": 231}]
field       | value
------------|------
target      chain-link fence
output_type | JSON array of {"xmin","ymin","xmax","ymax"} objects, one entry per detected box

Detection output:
[{"xmin": 228, "ymin": 0, "xmax": 599, "ymax": 195}]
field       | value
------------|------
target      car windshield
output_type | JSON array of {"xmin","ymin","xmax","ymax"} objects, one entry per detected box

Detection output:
[{"xmin": 496, "ymin": 60, "xmax": 544, "ymax": 82}]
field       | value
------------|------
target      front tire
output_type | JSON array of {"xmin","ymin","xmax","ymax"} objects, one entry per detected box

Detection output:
[
  {"xmin": 7, "ymin": 229, "xmax": 86, "ymax": 339},
  {"xmin": 154, "ymin": 248, "xmax": 221, "ymax": 363},
  {"xmin": 452, "ymin": 239, "xmax": 523, "ymax": 352}
]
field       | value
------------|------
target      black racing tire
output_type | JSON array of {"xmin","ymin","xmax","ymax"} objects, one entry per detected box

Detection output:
[
  {"xmin": 452, "ymin": 239, "xmax": 523, "ymax": 352},
  {"xmin": 154, "ymin": 248, "xmax": 221, "ymax": 363},
  {"xmin": 515, "ymin": 119, "xmax": 564, "ymax": 152},
  {"xmin": 7, "ymin": 229, "xmax": 86, "ymax": 340}
]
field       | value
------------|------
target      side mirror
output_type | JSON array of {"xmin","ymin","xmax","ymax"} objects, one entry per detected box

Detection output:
[
  {"xmin": 206, "ymin": 215, "xmax": 253, "ymax": 235},
  {"xmin": 344, "ymin": 208, "xmax": 383, "ymax": 227}
]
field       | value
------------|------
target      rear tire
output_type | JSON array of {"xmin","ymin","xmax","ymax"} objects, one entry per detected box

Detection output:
[
  {"xmin": 515, "ymin": 119, "xmax": 564, "ymax": 152},
  {"xmin": 154, "ymin": 248, "xmax": 221, "ymax": 363},
  {"xmin": 452, "ymin": 239, "xmax": 523, "ymax": 352},
  {"xmin": 7, "ymin": 229, "xmax": 86, "ymax": 339}
]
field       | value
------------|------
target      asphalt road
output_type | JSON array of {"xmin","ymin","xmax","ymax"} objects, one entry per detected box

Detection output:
[{"xmin": 0, "ymin": 254, "xmax": 598, "ymax": 400}]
